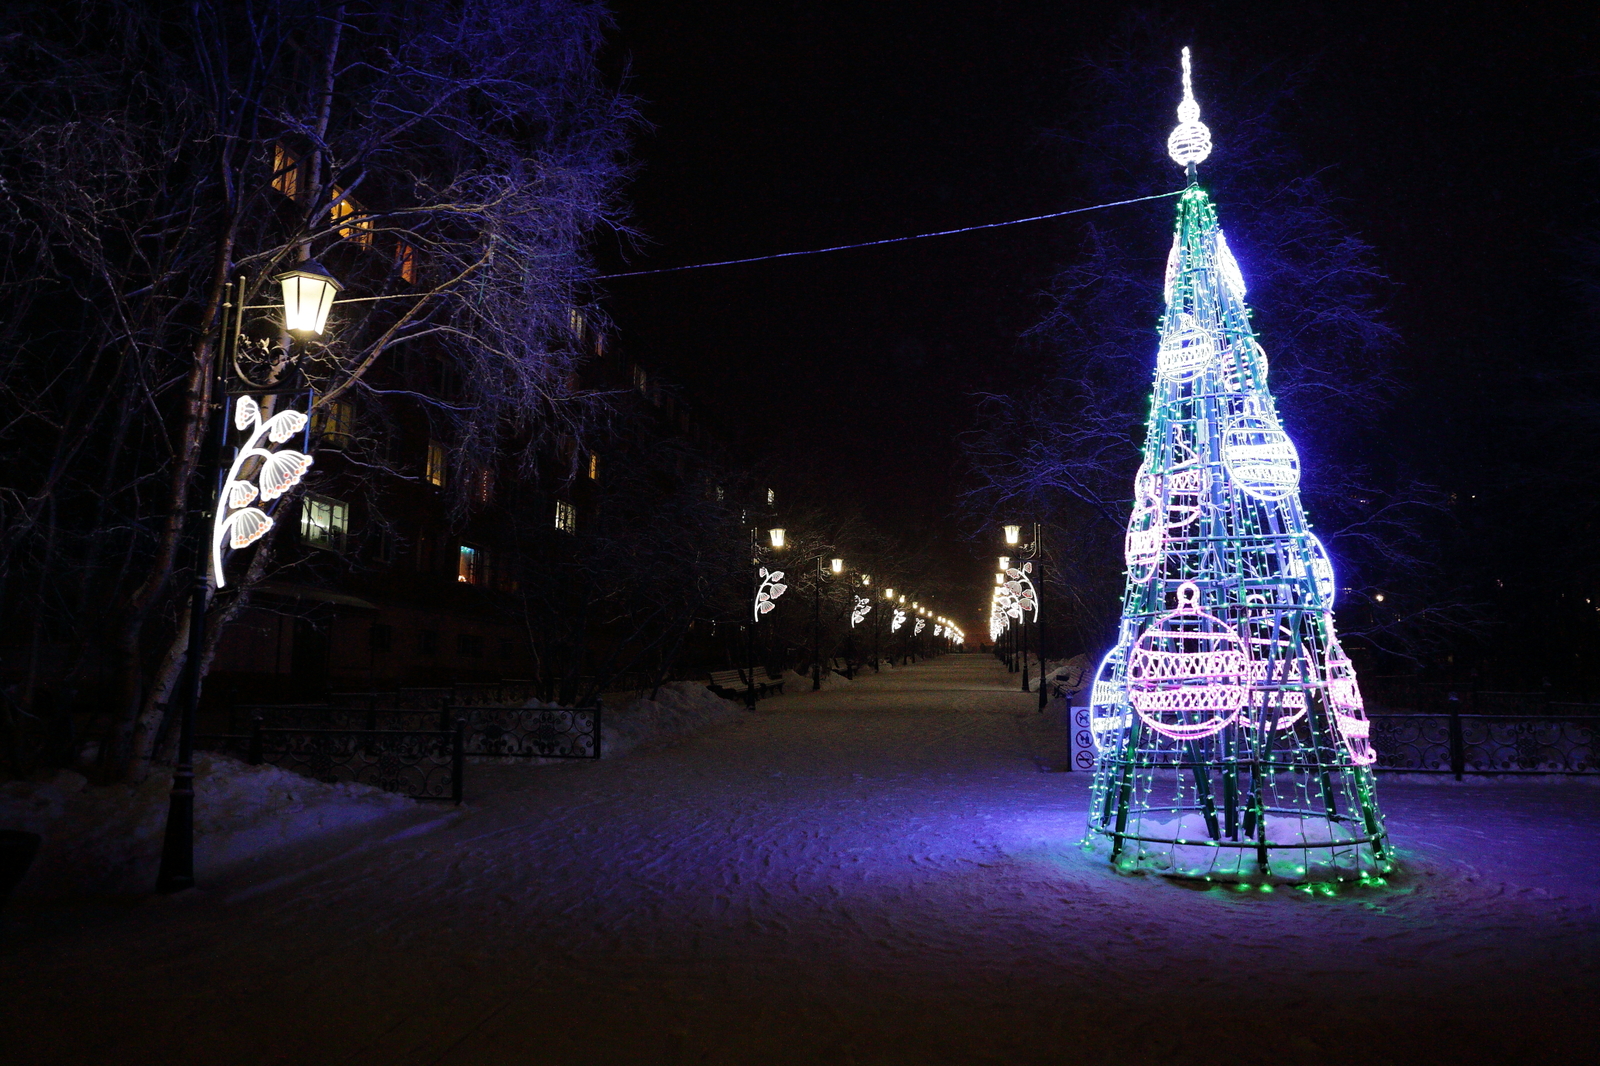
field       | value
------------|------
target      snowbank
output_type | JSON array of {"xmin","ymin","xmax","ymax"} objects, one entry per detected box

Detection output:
[
  {"xmin": 781, "ymin": 667, "xmax": 856, "ymax": 691},
  {"xmin": 596, "ymin": 681, "xmax": 743, "ymax": 759},
  {"xmin": 0, "ymin": 753, "xmax": 413, "ymax": 898}
]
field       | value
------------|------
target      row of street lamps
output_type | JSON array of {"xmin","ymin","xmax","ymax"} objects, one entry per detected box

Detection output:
[
  {"xmin": 749, "ymin": 525, "xmax": 962, "ymax": 704},
  {"xmin": 990, "ymin": 522, "xmax": 1047, "ymax": 711}
]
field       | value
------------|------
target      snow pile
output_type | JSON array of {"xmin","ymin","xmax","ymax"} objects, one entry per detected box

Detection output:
[
  {"xmin": 781, "ymin": 667, "xmax": 856, "ymax": 691},
  {"xmin": 0, "ymin": 753, "xmax": 413, "ymax": 898},
  {"xmin": 598, "ymin": 681, "xmax": 743, "ymax": 759}
]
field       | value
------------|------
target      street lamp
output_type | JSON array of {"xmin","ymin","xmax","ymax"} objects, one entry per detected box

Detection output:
[
  {"xmin": 813, "ymin": 555, "xmax": 843, "ymax": 690},
  {"xmin": 158, "ymin": 265, "xmax": 339, "ymax": 893},
  {"xmin": 1003, "ymin": 521, "xmax": 1046, "ymax": 709},
  {"xmin": 750, "ymin": 527, "xmax": 789, "ymax": 709},
  {"xmin": 274, "ymin": 259, "xmax": 344, "ymax": 335}
]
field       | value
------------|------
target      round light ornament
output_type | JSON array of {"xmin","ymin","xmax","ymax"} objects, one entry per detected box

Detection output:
[
  {"xmin": 1222, "ymin": 402, "xmax": 1301, "ymax": 501},
  {"xmin": 1156, "ymin": 312, "xmax": 1217, "ymax": 382},
  {"xmin": 1088, "ymin": 644, "xmax": 1134, "ymax": 753},
  {"xmin": 1126, "ymin": 582, "xmax": 1250, "ymax": 740},
  {"xmin": 1124, "ymin": 491, "xmax": 1163, "ymax": 577},
  {"xmin": 1325, "ymin": 640, "xmax": 1377, "ymax": 766},
  {"xmin": 1163, "ymin": 230, "xmax": 1182, "ymax": 307},
  {"xmin": 1215, "ymin": 229, "xmax": 1246, "ymax": 300}
]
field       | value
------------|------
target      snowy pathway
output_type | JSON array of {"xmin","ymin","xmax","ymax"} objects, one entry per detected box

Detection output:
[{"xmin": 2, "ymin": 654, "xmax": 1597, "ymax": 1064}]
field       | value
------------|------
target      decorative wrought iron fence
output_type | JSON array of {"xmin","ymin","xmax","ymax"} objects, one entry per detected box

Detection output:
[
  {"xmin": 452, "ymin": 704, "xmax": 600, "ymax": 760},
  {"xmin": 198, "ymin": 720, "xmax": 465, "ymax": 802},
  {"xmin": 231, "ymin": 703, "xmax": 448, "ymax": 733},
  {"xmin": 1370, "ymin": 714, "xmax": 1600, "ymax": 776}
]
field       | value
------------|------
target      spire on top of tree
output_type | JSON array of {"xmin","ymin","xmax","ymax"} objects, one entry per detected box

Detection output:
[{"xmin": 1083, "ymin": 50, "xmax": 1390, "ymax": 885}]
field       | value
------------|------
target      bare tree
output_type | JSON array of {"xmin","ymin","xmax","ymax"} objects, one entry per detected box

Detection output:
[{"xmin": 0, "ymin": 0, "xmax": 633, "ymax": 777}]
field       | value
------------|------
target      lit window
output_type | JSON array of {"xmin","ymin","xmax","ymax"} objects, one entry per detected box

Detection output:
[
  {"xmin": 587, "ymin": 453, "xmax": 599, "ymax": 480},
  {"xmin": 555, "ymin": 500, "xmax": 576, "ymax": 535},
  {"xmin": 426, "ymin": 441, "xmax": 447, "ymax": 487},
  {"xmin": 300, "ymin": 496, "xmax": 348, "ymax": 551},
  {"xmin": 312, "ymin": 400, "xmax": 353, "ymax": 446},
  {"xmin": 330, "ymin": 187, "xmax": 373, "ymax": 248},
  {"xmin": 396, "ymin": 240, "xmax": 418, "ymax": 283},
  {"xmin": 569, "ymin": 308, "xmax": 586, "ymax": 338},
  {"xmin": 272, "ymin": 144, "xmax": 299, "ymax": 199},
  {"xmin": 767, "ymin": 488, "xmax": 775, "ymax": 505},
  {"xmin": 457, "ymin": 545, "xmax": 484, "ymax": 585}
]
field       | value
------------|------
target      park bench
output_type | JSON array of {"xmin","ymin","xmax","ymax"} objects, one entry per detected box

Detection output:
[
  {"xmin": 706, "ymin": 668, "xmax": 783, "ymax": 702},
  {"xmin": 829, "ymin": 656, "xmax": 865, "ymax": 680}
]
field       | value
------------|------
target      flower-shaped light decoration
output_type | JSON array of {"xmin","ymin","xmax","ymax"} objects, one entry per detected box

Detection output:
[
  {"xmin": 754, "ymin": 567, "xmax": 788, "ymax": 621},
  {"xmin": 933, "ymin": 624, "xmax": 943, "ymax": 637},
  {"xmin": 850, "ymin": 595, "xmax": 872, "ymax": 627},
  {"xmin": 891, "ymin": 608, "xmax": 907, "ymax": 633},
  {"xmin": 212, "ymin": 396, "xmax": 315, "ymax": 587},
  {"xmin": 914, "ymin": 618, "xmax": 926, "ymax": 636},
  {"xmin": 1003, "ymin": 560, "xmax": 1039, "ymax": 623}
]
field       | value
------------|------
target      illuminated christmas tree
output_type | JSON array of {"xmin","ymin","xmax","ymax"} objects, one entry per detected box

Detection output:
[{"xmin": 1085, "ymin": 50, "xmax": 1389, "ymax": 884}]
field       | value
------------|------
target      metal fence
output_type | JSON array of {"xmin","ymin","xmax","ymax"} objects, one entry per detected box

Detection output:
[
  {"xmin": 452, "ymin": 704, "xmax": 600, "ymax": 760},
  {"xmin": 1369, "ymin": 713, "xmax": 1600, "ymax": 776},
  {"xmin": 198, "ymin": 721, "xmax": 465, "ymax": 802},
  {"xmin": 200, "ymin": 699, "xmax": 602, "ymax": 801}
]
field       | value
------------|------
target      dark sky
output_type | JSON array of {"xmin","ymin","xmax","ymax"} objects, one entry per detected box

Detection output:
[{"xmin": 595, "ymin": 1, "xmax": 1599, "ymax": 635}]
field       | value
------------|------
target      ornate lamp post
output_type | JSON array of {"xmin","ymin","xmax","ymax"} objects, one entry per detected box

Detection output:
[
  {"xmin": 156, "ymin": 263, "xmax": 339, "ymax": 893},
  {"xmin": 876, "ymin": 586, "xmax": 893, "ymax": 670},
  {"xmin": 750, "ymin": 526, "xmax": 788, "ymax": 709},
  {"xmin": 1004, "ymin": 522, "xmax": 1046, "ymax": 710},
  {"xmin": 811, "ymin": 556, "xmax": 843, "ymax": 690}
]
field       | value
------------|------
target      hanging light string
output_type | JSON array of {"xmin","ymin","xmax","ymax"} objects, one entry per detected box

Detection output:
[{"xmin": 594, "ymin": 189, "xmax": 1186, "ymax": 280}]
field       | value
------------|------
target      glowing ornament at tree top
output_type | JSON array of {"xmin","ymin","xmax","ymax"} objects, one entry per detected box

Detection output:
[{"xmin": 1166, "ymin": 47, "xmax": 1212, "ymax": 167}]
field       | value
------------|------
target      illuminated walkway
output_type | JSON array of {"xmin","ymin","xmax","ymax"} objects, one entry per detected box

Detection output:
[{"xmin": 2, "ymin": 654, "xmax": 1596, "ymax": 1064}]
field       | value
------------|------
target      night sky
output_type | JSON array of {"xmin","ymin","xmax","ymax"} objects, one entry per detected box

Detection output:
[{"xmin": 596, "ymin": 1, "xmax": 1599, "ymax": 637}]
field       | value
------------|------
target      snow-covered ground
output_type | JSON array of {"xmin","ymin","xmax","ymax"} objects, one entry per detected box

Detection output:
[
  {"xmin": 1, "ymin": 754, "xmax": 417, "ymax": 897},
  {"xmin": 2, "ymin": 654, "xmax": 1596, "ymax": 1064}
]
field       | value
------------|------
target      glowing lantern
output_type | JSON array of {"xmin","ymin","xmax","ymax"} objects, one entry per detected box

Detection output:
[
  {"xmin": 1003, "ymin": 524, "xmax": 1021, "ymax": 546},
  {"xmin": 768, "ymin": 527, "xmax": 786, "ymax": 548},
  {"xmin": 1126, "ymin": 582, "xmax": 1249, "ymax": 740},
  {"xmin": 274, "ymin": 260, "xmax": 343, "ymax": 335},
  {"xmin": 830, "ymin": 558, "xmax": 843, "ymax": 574}
]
